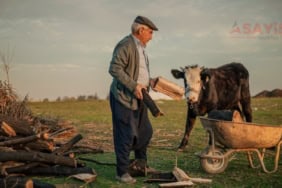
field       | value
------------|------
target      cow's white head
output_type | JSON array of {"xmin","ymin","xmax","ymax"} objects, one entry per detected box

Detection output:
[{"xmin": 171, "ymin": 65, "xmax": 204, "ymax": 103}]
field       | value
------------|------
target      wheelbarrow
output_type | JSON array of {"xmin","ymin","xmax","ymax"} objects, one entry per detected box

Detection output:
[{"xmin": 197, "ymin": 117, "xmax": 282, "ymax": 174}]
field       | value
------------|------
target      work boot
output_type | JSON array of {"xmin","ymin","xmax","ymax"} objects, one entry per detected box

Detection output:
[
  {"xmin": 128, "ymin": 159, "xmax": 146, "ymax": 177},
  {"xmin": 116, "ymin": 173, "xmax": 136, "ymax": 184},
  {"xmin": 128, "ymin": 159, "xmax": 160, "ymax": 177}
]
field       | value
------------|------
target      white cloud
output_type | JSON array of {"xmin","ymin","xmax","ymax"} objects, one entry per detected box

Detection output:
[{"xmin": 0, "ymin": 0, "xmax": 281, "ymax": 100}]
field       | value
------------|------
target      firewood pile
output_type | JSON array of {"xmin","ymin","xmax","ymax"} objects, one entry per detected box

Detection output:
[{"xmin": 0, "ymin": 81, "xmax": 101, "ymax": 188}]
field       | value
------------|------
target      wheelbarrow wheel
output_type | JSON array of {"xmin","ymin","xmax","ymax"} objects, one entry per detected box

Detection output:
[{"xmin": 200, "ymin": 147, "xmax": 228, "ymax": 174}]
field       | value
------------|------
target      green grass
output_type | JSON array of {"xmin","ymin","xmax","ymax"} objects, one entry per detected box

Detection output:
[{"xmin": 28, "ymin": 98, "xmax": 282, "ymax": 187}]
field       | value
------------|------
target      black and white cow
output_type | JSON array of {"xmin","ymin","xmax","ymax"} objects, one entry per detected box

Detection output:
[{"xmin": 171, "ymin": 62, "xmax": 252, "ymax": 150}]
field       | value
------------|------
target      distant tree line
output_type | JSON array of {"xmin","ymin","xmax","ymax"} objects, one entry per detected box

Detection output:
[{"xmin": 42, "ymin": 93, "xmax": 108, "ymax": 102}]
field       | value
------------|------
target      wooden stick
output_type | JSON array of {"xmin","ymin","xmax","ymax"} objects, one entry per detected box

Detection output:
[
  {"xmin": 159, "ymin": 181, "xmax": 194, "ymax": 187},
  {"xmin": 188, "ymin": 177, "xmax": 212, "ymax": 184},
  {"xmin": 49, "ymin": 127, "xmax": 74, "ymax": 137},
  {"xmin": 53, "ymin": 134, "xmax": 83, "ymax": 155}
]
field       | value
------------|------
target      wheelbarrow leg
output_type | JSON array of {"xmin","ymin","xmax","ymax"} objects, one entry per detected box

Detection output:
[
  {"xmin": 247, "ymin": 140, "xmax": 282, "ymax": 174},
  {"xmin": 247, "ymin": 151, "xmax": 262, "ymax": 169}
]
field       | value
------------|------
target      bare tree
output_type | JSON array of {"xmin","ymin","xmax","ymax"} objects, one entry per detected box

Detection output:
[{"xmin": 0, "ymin": 47, "xmax": 14, "ymax": 85}]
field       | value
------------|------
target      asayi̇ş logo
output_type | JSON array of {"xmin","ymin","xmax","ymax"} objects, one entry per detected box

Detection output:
[{"xmin": 230, "ymin": 21, "xmax": 282, "ymax": 39}]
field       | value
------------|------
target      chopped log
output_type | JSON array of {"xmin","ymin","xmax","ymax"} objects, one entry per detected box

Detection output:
[
  {"xmin": 159, "ymin": 181, "xmax": 194, "ymax": 187},
  {"xmin": 0, "ymin": 146, "xmax": 15, "ymax": 152},
  {"xmin": 69, "ymin": 173, "xmax": 97, "ymax": 183},
  {"xmin": 0, "ymin": 121, "xmax": 16, "ymax": 137},
  {"xmin": 0, "ymin": 135, "xmax": 10, "ymax": 141},
  {"xmin": 0, "ymin": 116, "xmax": 35, "ymax": 136},
  {"xmin": 0, "ymin": 177, "xmax": 33, "ymax": 188},
  {"xmin": 172, "ymin": 167, "xmax": 212, "ymax": 184},
  {"xmin": 40, "ymin": 132, "xmax": 49, "ymax": 140},
  {"xmin": 0, "ymin": 161, "xmax": 26, "ymax": 176},
  {"xmin": 25, "ymin": 139, "xmax": 54, "ymax": 152},
  {"xmin": 151, "ymin": 77, "xmax": 185, "ymax": 100},
  {"xmin": 187, "ymin": 177, "xmax": 212, "ymax": 184},
  {"xmin": 172, "ymin": 167, "xmax": 190, "ymax": 181},
  {"xmin": 0, "ymin": 134, "xmax": 41, "ymax": 147},
  {"xmin": 0, "ymin": 151, "xmax": 77, "ymax": 167},
  {"xmin": 144, "ymin": 172, "xmax": 176, "ymax": 183},
  {"xmin": 53, "ymin": 134, "xmax": 83, "ymax": 155},
  {"xmin": 144, "ymin": 178, "xmax": 175, "ymax": 183},
  {"xmin": 4, "ymin": 162, "xmax": 40, "ymax": 175},
  {"xmin": 7, "ymin": 164, "xmax": 95, "ymax": 176},
  {"xmin": 32, "ymin": 179, "xmax": 56, "ymax": 188}
]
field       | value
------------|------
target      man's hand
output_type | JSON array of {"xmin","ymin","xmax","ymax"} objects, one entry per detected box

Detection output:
[{"xmin": 134, "ymin": 84, "xmax": 147, "ymax": 99}]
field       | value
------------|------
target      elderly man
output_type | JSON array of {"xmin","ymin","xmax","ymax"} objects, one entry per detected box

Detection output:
[{"xmin": 108, "ymin": 15, "xmax": 158, "ymax": 184}]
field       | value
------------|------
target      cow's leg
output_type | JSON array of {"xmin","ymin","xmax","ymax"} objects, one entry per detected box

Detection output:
[
  {"xmin": 240, "ymin": 84, "xmax": 253, "ymax": 122},
  {"xmin": 241, "ymin": 99, "xmax": 252, "ymax": 122},
  {"xmin": 178, "ymin": 104, "xmax": 197, "ymax": 150}
]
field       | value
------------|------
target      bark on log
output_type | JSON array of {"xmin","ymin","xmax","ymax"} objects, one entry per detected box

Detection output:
[
  {"xmin": 4, "ymin": 162, "xmax": 41, "ymax": 175},
  {"xmin": 0, "ymin": 177, "xmax": 33, "ymax": 188},
  {"xmin": 0, "ymin": 116, "xmax": 35, "ymax": 136},
  {"xmin": 0, "ymin": 134, "xmax": 40, "ymax": 147},
  {"xmin": 0, "ymin": 151, "xmax": 77, "ymax": 167},
  {"xmin": 7, "ymin": 165, "xmax": 95, "ymax": 176},
  {"xmin": 25, "ymin": 139, "xmax": 54, "ymax": 152},
  {"xmin": 32, "ymin": 179, "xmax": 56, "ymax": 188},
  {"xmin": 53, "ymin": 134, "xmax": 83, "ymax": 155},
  {"xmin": 0, "ymin": 146, "xmax": 15, "ymax": 152},
  {"xmin": 0, "ymin": 135, "xmax": 10, "ymax": 141}
]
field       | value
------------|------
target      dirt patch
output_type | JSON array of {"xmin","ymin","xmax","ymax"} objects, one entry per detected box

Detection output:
[{"xmin": 77, "ymin": 123, "xmax": 114, "ymax": 152}]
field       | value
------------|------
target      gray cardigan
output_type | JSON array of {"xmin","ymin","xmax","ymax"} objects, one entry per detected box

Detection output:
[{"xmin": 109, "ymin": 35, "xmax": 144, "ymax": 110}]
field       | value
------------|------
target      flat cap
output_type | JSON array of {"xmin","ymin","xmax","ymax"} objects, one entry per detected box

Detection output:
[{"xmin": 134, "ymin": 15, "xmax": 158, "ymax": 31}]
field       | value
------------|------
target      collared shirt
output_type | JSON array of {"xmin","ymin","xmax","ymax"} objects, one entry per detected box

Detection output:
[{"xmin": 132, "ymin": 35, "xmax": 150, "ymax": 87}]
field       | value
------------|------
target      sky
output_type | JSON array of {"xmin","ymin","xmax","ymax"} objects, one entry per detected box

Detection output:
[{"xmin": 0, "ymin": 0, "xmax": 281, "ymax": 101}]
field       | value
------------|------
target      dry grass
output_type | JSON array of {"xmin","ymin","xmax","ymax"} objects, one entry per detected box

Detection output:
[{"xmin": 28, "ymin": 98, "xmax": 282, "ymax": 188}]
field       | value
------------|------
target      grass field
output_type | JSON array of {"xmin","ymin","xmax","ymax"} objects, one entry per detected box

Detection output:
[{"xmin": 28, "ymin": 98, "xmax": 282, "ymax": 188}]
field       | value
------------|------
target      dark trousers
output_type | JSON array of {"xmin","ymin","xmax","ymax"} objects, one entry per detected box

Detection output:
[{"xmin": 110, "ymin": 92, "xmax": 153, "ymax": 176}]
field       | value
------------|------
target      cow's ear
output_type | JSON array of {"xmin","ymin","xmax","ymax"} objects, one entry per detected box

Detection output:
[
  {"xmin": 171, "ymin": 69, "xmax": 184, "ymax": 79},
  {"xmin": 200, "ymin": 69, "xmax": 211, "ymax": 82}
]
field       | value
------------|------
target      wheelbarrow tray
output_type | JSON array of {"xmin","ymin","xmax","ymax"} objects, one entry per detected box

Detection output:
[{"xmin": 199, "ymin": 117, "xmax": 282, "ymax": 149}]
